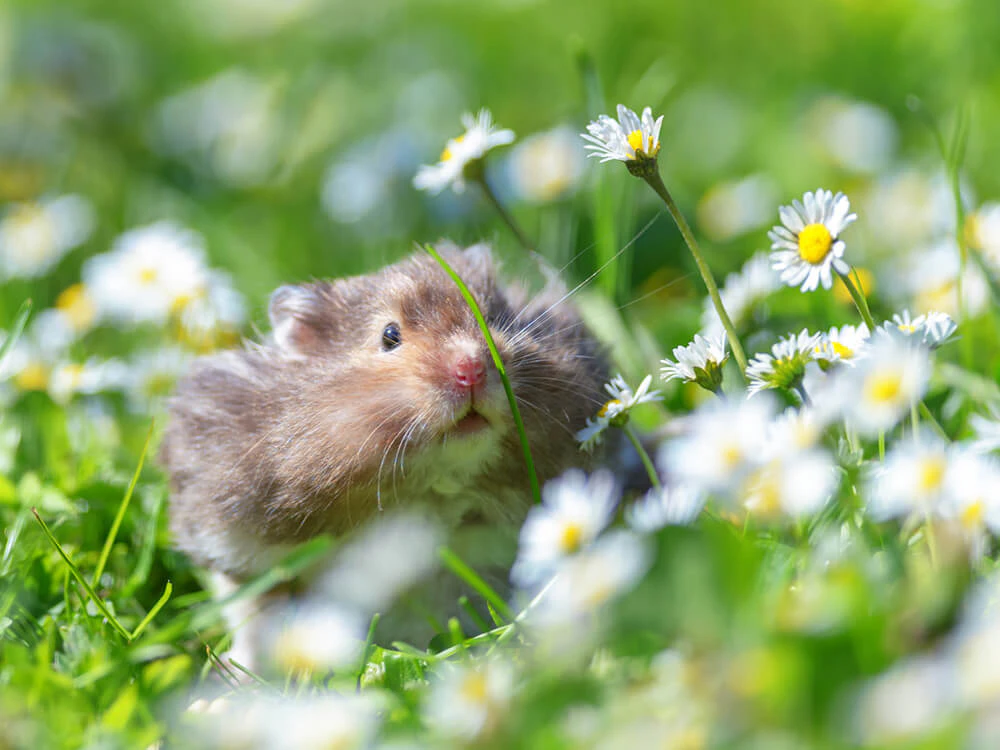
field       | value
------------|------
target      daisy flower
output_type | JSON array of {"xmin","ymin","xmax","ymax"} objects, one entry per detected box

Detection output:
[
  {"xmin": 948, "ymin": 576, "xmax": 1000, "ymax": 712},
  {"xmin": 740, "ymin": 450, "xmax": 839, "ymax": 520},
  {"xmin": 969, "ymin": 411, "xmax": 1000, "ymax": 454},
  {"xmin": 883, "ymin": 309, "xmax": 956, "ymax": 349},
  {"xmin": 813, "ymin": 323, "xmax": 870, "ymax": 367},
  {"xmin": 176, "ymin": 270, "xmax": 246, "ymax": 350},
  {"xmin": 768, "ymin": 189, "xmax": 857, "ymax": 292},
  {"xmin": 856, "ymin": 655, "xmax": 955, "ymax": 746},
  {"xmin": 940, "ymin": 449, "xmax": 1000, "ymax": 554},
  {"xmin": 660, "ymin": 332, "xmax": 728, "ymax": 393},
  {"xmin": 762, "ymin": 406, "xmax": 826, "ymax": 458},
  {"xmin": 581, "ymin": 104, "xmax": 663, "ymax": 165},
  {"xmin": 267, "ymin": 602, "xmax": 365, "ymax": 674},
  {"xmin": 531, "ymin": 530, "xmax": 651, "ymax": 625},
  {"xmin": 508, "ymin": 125, "xmax": 585, "ymax": 203},
  {"xmin": 123, "ymin": 346, "xmax": 194, "ymax": 413},
  {"xmin": 425, "ymin": 660, "xmax": 514, "ymax": 741},
  {"xmin": 319, "ymin": 512, "xmax": 441, "ymax": 613},
  {"xmin": 83, "ymin": 221, "xmax": 210, "ymax": 326},
  {"xmin": 745, "ymin": 329, "xmax": 820, "ymax": 397},
  {"xmin": 659, "ymin": 393, "xmax": 777, "ymax": 497},
  {"xmin": 966, "ymin": 201, "xmax": 1000, "ymax": 269},
  {"xmin": 865, "ymin": 436, "xmax": 952, "ymax": 521},
  {"xmin": 511, "ymin": 468, "xmax": 618, "ymax": 587},
  {"xmin": 626, "ymin": 485, "xmax": 705, "ymax": 532},
  {"xmin": 259, "ymin": 695, "xmax": 382, "ymax": 750},
  {"xmin": 47, "ymin": 358, "xmax": 127, "ymax": 405},
  {"xmin": 413, "ymin": 109, "xmax": 515, "ymax": 194},
  {"xmin": 838, "ymin": 332, "xmax": 931, "ymax": 437},
  {"xmin": 0, "ymin": 195, "xmax": 94, "ymax": 280},
  {"xmin": 576, "ymin": 373, "xmax": 661, "ymax": 450}
]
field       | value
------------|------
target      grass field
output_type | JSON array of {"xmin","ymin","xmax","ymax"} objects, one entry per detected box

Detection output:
[{"xmin": 5, "ymin": 0, "xmax": 1000, "ymax": 748}]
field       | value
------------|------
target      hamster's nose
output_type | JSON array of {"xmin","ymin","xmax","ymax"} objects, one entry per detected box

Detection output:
[{"xmin": 452, "ymin": 354, "xmax": 487, "ymax": 390}]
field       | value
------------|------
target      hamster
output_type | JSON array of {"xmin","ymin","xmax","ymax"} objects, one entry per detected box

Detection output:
[{"xmin": 160, "ymin": 243, "xmax": 610, "ymax": 653}]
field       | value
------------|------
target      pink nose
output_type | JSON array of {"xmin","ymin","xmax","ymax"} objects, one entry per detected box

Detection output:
[{"xmin": 453, "ymin": 355, "xmax": 487, "ymax": 390}]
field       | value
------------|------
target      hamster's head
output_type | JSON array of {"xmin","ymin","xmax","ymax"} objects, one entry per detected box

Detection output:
[{"xmin": 267, "ymin": 244, "xmax": 606, "ymax": 501}]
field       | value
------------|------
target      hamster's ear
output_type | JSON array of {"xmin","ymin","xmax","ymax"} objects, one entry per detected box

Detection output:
[
  {"xmin": 461, "ymin": 242, "xmax": 495, "ymax": 270},
  {"xmin": 269, "ymin": 285, "xmax": 321, "ymax": 355}
]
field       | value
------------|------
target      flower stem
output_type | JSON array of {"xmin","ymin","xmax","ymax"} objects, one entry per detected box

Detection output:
[
  {"xmin": 641, "ymin": 170, "xmax": 748, "ymax": 376},
  {"xmin": 837, "ymin": 269, "xmax": 876, "ymax": 331},
  {"xmin": 473, "ymin": 171, "xmax": 536, "ymax": 255},
  {"xmin": 793, "ymin": 382, "xmax": 812, "ymax": 407},
  {"xmin": 425, "ymin": 244, "xmax": 542, "ymax": 504},
  {"xmin": 924, "ymin": 516, "xmax": 939, "ymax": 569},
  {"xmin": 623, "ymin": 423, "xmax": 662, "ymax": 490}
]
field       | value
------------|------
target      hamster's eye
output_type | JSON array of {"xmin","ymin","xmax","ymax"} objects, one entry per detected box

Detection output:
[{"xmin": 381, "ymin": 323, "xmax": 402, "ymax": 351}]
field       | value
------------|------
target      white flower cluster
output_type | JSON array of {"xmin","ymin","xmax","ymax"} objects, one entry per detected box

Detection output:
[
  {"xmin": 0, "ymin": 220, "xmax": 245, "ymax": 408},
  {"xmin": 575, "ymin": 373, "xmax": 662, "ymax": 450}
]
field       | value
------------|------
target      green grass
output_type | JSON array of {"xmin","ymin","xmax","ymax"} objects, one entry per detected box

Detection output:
[{"xmin": 4, "ymin": 0, "xmax": 1000, "ymax": 748}]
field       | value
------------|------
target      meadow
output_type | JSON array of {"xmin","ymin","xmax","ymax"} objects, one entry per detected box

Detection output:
[{"xmin": 4, "ymin": 0, "xmax": 1000, "ymax": 747}]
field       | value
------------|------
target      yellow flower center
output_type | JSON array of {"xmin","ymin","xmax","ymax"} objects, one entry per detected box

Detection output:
[
  {"xmin": 459, "ymin": 672, "xmax": 489, "ymax": 704},
  {"xmin": 138, "ymin": 267, "xmax": 158, "ymax": 285},
  {"xmin": 745, "ymin": 469, "xmax": 781, "ymax": 517},
  {"xmin": 60, "ymin": 363, "xmax": 85, "ymax": 390},
  {"xmin": 626, "ymin": 129, "xmax": 659, "ymax": 159},
  {"xmin": 56, "ymin": 284, "xmax": 96, "ymax": 331},
  {"xmin": 597, "ymin": 399, "xmax": 621, "ymax": 418},
  {"xmin": 5, "ymin": 203, "xmax": 55, "ymax": 261},
  {"xmin": 797, "ymin": 223, "xmax": 833, "ymax": 264},
  {"xmin": 441, "ymin": 134, "xmax": 465, "ymax": 162},
  {"xmin": 961, "ymin": 499, "xmax": 985, "ymax": 529},
  {"xmin": 14, "ymin": 362, "xmax": 48, "ymax": 391},
  {"xmin": 917, "ymin": 456, "xmax": 946, "ymax": 494},
  {"xmin": 559, "ymin": 522, "xmax": 583, "ymax": 553},
  {"xmin": 273, "ymin": 630, "xmax": 316, "ymax": 674},
  {"xmin": 865, "ymin": 371, "xmax": 902, "ymax": 404},
  {"xmin": 831, "ymin": 341, "xmax": 853, "ymax": 359},
  {"xmin": 720, "ymin": 442, "xmax": 743, "ymax": 470}
]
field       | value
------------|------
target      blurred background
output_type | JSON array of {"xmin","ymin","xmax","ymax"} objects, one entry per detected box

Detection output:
[{"xmin": 2, "ymin": 0, "xmax": 1000, "ymax": 420}]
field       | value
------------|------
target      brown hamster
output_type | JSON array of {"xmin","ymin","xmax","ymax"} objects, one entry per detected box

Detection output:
[{"xmin": 161, "ymin": 243, "xmax": 609, "ymax": 598}]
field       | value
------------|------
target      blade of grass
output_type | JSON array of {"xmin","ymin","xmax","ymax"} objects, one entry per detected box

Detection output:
[
  {"xmin": 438, "ymin": 546, "xmax": 514, "ymax": 622},
  {"xmin": 121, "ymin": 487, "xmax": 166, "ymax": 597},
  {"xmin": 93, "ymin": 420, "xmax": 155, "ymax": 588},
  {"xmin": 32, "ymin": 508, "xmax": 132, "ymax": 641},
  {"xmin": 0, "ymin": 299, "xmax": 32, "ymax": 368},
  {"xmin": 356, "ymin": 613, "xmax": 381, "ymax": 692},
  {"xmin": 424, "ymin": 243, "xmax": 541, "ymax": 504},
  {"xmin": 129, "ymin": 581, "xmax": 172, "ymax": 641},
  {"xmin": 186, "ymin": 535, "xmax": 335, "ymax": 632},
  {"xmin": 228, "ymin": 657, "xmax": 272, "ymax": 687},
  {"xmin": 458, "ymin": 595, "xmax": 490, "ymax": 633}
]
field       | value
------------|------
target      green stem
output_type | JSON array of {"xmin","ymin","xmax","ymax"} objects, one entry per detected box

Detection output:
[
  {"xmin": 924, "ymin": 515, "xmax": 939, "ymax": 569},
  {"xmin": 910, "ymin": 401, "xmax": 920, "ymax": 436},
  {"xmin": 92, "ymin": 421, "xmax": 154, "ymax": 588},
  {"xmin": 438, "ymin": 546, "xmax": 515, "ymax": 622},
  {"xmin": 641, "ymin": 170, "xmax": 748, "ymax": 376},
  {"xmin": 623, "ymin": 423, "xmax": 662, "ymax": 490},
  {"xmin": 837, "ymin": 269, "xmax": 876, "ymax": 331},
  {"xmin": 473, "ymin": 170, "xmax": 536, "ymax": 255},
  {"xmin": 32, "ymin": 509, "xmax": 132, "ymax": 641},
  {"xmin": 425, "ymin": 244, "xmax": 542, "ymax": 505},
  {"xmin": 919, "ymin": 402, "xmax": 948, "ymax": 440},
  {"xmin": 878, "ymin": 432, "xmax": 885, "ymax": 462}
]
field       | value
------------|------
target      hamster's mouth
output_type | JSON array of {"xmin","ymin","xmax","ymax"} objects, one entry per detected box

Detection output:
[
  {"xmin": 446, "ymin": 406, "xmax": 495, "ymax": 438},
  {"xmin": 451, "ymin": 409, "xmax": 491, "ymax": 436}
]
